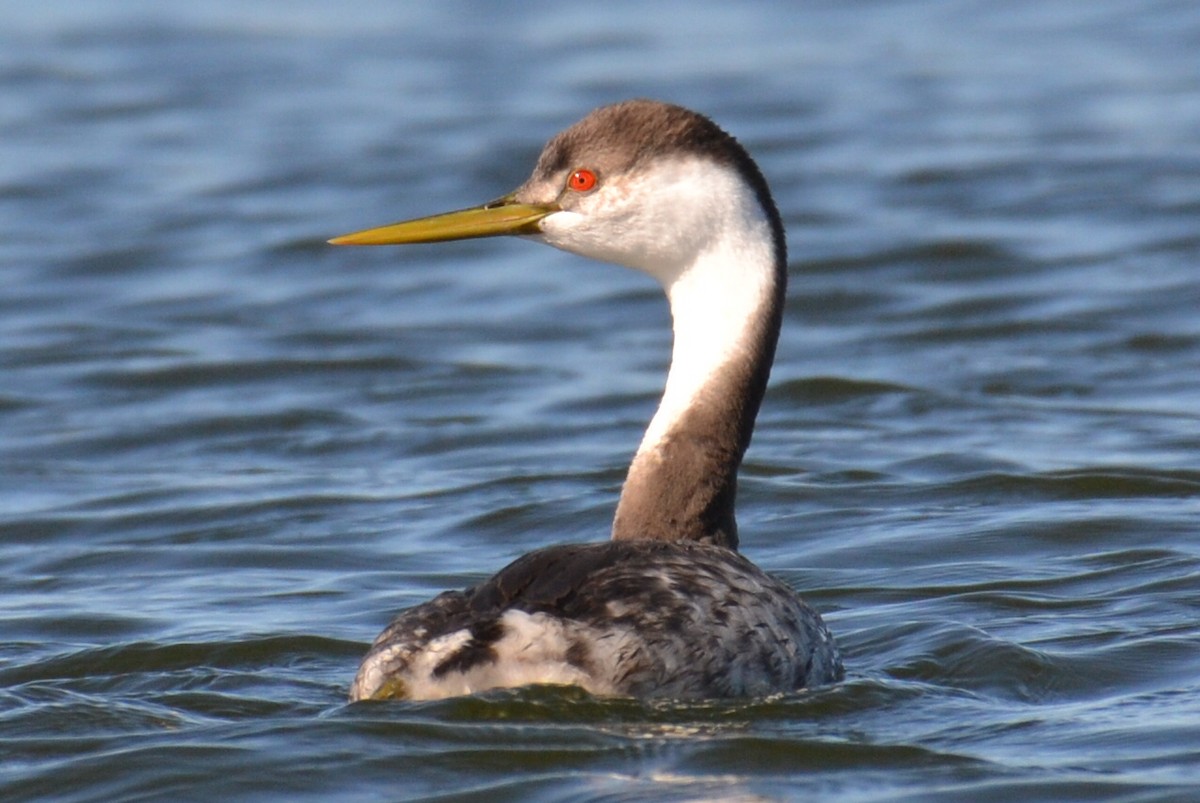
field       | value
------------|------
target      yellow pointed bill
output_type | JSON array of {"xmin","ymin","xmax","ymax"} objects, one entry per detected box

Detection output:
[{"xmin": 328, "ymin": 199, "xmax": 557, "ymax": 246}]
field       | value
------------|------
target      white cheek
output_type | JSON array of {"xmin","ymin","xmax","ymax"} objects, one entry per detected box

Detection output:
[
  {"xmin": 537, "ymin": 209, "xmax": 585, "ymax": 245},
  {"xmin": 538, "ymin": 209, "xmax": 657, "ymax": 275},
  {"xmin": 533, "ymin": 158, "xmax": 756, "ymax": 285}
]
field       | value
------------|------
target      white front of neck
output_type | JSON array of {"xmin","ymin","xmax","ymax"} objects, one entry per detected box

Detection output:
[
  {"xmin": 638, "ymin": 205, "xmax": 777, "ymax": 455},
  {"xmin": 533, "ymin": 156, "xmax": 780, "ymax": 456}
]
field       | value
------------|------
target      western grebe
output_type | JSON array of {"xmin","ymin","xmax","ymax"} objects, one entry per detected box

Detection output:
[{"xmin": 330, "ymin": 99, "xmax": 842, "ymax": 701}]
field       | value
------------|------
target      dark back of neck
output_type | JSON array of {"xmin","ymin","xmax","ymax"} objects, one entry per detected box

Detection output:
[{"xmin": 611, "ymin": 263, "xmax": 785, "ymax": 551}]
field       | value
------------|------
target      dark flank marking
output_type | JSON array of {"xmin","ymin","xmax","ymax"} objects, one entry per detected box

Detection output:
[
  {"xmin": 662, "ymin": 611, "xmax": 688, "ymax": 635},
  {"xmin": 565, "ymin": 639, "xmax": 592, "ymax": 672},
  {"xmin": 431, "ymin": 617, "xmax": 505, "ymax": 678},
  {"xmin": 757, "ymin": 648, "xmax": 776, "ymax": 683},
  {"xmin": 797, "ymin": 653, "xmax": 815, "ymax": 689}
]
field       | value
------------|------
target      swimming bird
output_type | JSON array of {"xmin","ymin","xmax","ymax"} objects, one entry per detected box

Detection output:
[{"xmin": 330, "ymin": 99, "xmax": 843, "ymax": 701}]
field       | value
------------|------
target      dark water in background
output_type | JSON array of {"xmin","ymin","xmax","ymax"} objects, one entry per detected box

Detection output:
[{"xmin": 2, "ymin": 0, "xmax": 1199, "ymax": 799}]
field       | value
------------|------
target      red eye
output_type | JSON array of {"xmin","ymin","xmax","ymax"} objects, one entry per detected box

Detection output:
[{"xmin": 568, "ymin": 168, "xmax": 597, "ymax": 192}]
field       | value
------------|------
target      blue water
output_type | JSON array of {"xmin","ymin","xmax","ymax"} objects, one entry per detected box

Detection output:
[{"xmin": 3, "ymin": 1, "xmax": 1200, "ymax": 800}]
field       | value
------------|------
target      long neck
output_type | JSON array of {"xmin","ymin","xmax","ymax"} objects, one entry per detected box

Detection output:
[{"xmin": 611, "ymin": 232, "xmax": 785, "ymax": 551}]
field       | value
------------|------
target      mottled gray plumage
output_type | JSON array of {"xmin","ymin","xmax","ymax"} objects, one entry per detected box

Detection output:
[{"xmin": 350, "ymin": 541, "xmax": 842, "ymax": 700}]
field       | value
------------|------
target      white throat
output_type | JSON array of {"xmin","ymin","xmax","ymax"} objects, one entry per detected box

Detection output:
[{"xmin": 637, "ymin": 185, "xmax": 779, "ymax": 455}]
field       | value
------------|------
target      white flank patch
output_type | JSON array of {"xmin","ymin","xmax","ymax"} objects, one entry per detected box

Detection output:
[{"xmin": 399, "ymin": 610, "xmax": 622, "ymax": 700}]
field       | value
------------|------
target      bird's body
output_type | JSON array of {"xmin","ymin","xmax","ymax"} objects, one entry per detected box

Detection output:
[
  {"xmin": 332, "ymin": 99, "xmax": 843, "ymax": 701},
  {"xmin": 350, "ymin": 541, "xmax": 840, "ymax": 701}
]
